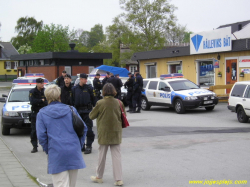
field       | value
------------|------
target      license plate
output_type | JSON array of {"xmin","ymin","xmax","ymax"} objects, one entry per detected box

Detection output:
[
  {"xmin": 204, "ymin": 100, "xmax": 213, "ymax": 104},
  {"xmin": 24, "ymin": 119, "xmax": 30, "ymax": 123}
]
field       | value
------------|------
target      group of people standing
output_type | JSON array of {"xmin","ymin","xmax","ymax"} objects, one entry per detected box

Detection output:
[{"xmin": 29, "ymin": 70, "xmax": 143, "ymax": 187}]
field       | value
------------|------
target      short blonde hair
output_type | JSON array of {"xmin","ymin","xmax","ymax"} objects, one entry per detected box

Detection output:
[
  {"xmin": 102, "ymin": 83, "xmax": 117, "ymax": 96},
  {"xmin": 45, "ymin": 84, "xmax": 61, "ymax": 104}
]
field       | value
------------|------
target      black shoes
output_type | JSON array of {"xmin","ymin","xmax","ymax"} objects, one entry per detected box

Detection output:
[
  {"xmin": 130, "ymin": 108, "xmax": 141, "ymax": 113},
  {"xmin": 84, "ymin": 147, "xmax": 92, "ymax": 154},
  {"xmin": 31, "ymin": 147, "xmax": 38, "ymax": 153},
  {"xmin": 81, "ymin": 144, "xmax": 86, "ymax": 152}
]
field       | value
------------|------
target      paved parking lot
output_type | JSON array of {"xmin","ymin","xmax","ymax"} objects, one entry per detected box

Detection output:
[{"xmin": 0, "ymin": 87, "xmax": 250, "ymax": 187}]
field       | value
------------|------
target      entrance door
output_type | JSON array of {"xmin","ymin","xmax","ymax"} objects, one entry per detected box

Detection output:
[{"xmin": 226, "ymin": 59, "xmax": 237, "ymax": 93}]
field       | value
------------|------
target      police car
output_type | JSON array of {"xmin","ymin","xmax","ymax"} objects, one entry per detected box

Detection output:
[
  {"xmin": 141, "ymin": 73, "xmax": 218, "ymax": 114},
  {"xmin": 0, "ymin": 74, "xmax": 49, "ymax": 135}
]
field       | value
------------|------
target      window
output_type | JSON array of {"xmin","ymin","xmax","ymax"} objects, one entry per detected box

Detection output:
[
  {"xmin": 168, "ymin": 80, "xmax": 199, "ymax": 91},
  {"xmin": 158, "ymin": 82, "xmax": 168, "ymax": 90},
  {"xmin": 231, "ymin": 84, "xmax": 247, "ymax": 97},
  {"xmin": 198, "ymin": 61, "xmax": 214, "ymax": 86},
  {"xmin": 169, "ymin": 64, "xmax": 182, "ymax": 73},
  {"xmin": 143, "ymin": 80, "xmax": 149, "ymax": 89},
  {"xmin": 33, "ymin": 60, "xmax": 39, "ymax": 66},
  {"xmin": 14, "ymin": 61, "xmax": 18, "ymax": 69},
  {"xmin": 51, "ymin": 60, "xmax": 55, "ymax": 65},
  {"xmin": 89, "ymin": 66, "xmax": 95, "ymax": 74},
  {"xmin": 147, "ymin": 65, "xmax": 156, "ymax": 78},
  {"xmin": 19, "ymin": 61, "xmax": 24, "ymax": 66},
  {"xmin": 129, "ymin": 65, "xmax": 137, "ymax": 74},
  {"xmin": 44, "ymin": 59, "xmax": 50, "ymax": 65},
  {"xmin": 244, "ymin": 86, "xmax": 250, "ymax": 98},
  {"xmin": 29, "ymin": 60, "xmax": 33, "ymax": 66},
  {"xmin": 39, "ymin": 60, "xmax": 44, "ymax": 65},
  {"xmin": 5, "ymin": 61, "xmax": 11, "ymax": 69},
  {"xmin": 148, "ymin": 81, "xmax": 158, "ymax": 90}
]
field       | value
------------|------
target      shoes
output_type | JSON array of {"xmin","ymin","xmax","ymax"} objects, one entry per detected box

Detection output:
[
  {"xmin": 136, "ymin": 109, "xmax": 141, "ymax": 113},
  {"xmin": 126, "ymin": 109, "xmax": 130, "ymax": 112},
  {"xmin": 31, "ymin": 147, "xmax": 38, "ymax": 153},
  {"xmin": 114, "ymin": 180, "xmax": 123, "ymax": 186},
  {"xmin": 81, "ymin": 144, "xmax": 86, "ymax": 152},
  {"xmin": 90, "ymin": 176, "xmax": 103, "ymax": 183},
  {"xmin": 84, "ymin": 147, "xmax": 92, "ymax": 154}
]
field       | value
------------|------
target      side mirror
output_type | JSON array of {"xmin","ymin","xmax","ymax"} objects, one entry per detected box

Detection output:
[
  {"xmin": 164, "ymin": 87, "xmax": 171, "ymax": 92},
  {"xmin": 2, "ymin": 94, "xmax": 7, "ymax": 97},
  {"xmin": 0, "ymin": 98, "xmax": 6, "ymax": 103}
]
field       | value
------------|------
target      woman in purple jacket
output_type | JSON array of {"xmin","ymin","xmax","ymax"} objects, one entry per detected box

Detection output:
[{"xmin": 36, "ymin": 84, "xmax": 87, "ymax": 187}]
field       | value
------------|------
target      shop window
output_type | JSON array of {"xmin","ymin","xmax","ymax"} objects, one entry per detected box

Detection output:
[
  {"xmin": 34, "ymin": 60, "xmax": 39, "ymax": 66},
  {"xmin": 129, "ymin": 65, "xmax": 137, "ymax": 74},
  {"xmin": 19, "ymin": 61, "xmax": 24, "ymax": 66},
  {"xmin": 5, "ymin": 61, "xmax": 11, "ymax": 69},
  {"xmin": 147, "ymin": 65, "xmax": 156, "ymax": 78},
  {"xmin": 198, "ymin": 61, "xmax": 214, "ymax": 86}
]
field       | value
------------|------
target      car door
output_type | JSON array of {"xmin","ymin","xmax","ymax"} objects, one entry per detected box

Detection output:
[
  {"xmin": 243, "ymin": 85, "xmax": 250, "ymax": 116},
  {"xmin": 155, "ymin": 81, "xmax": 171, "ymax": 104},
  {"xmin": 146, "ymin": 81, "xmax": 159, "ymax": 103}
]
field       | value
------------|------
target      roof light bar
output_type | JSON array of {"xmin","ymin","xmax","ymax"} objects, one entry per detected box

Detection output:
[{"xmin": 160, "ymin": 73, "xmax": 184, "ymax": 79}]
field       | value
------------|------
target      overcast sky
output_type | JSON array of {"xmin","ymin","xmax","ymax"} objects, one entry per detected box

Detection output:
[{"xmin": 1, "ymin": 0, "xmax": 250, "ymax": 42}]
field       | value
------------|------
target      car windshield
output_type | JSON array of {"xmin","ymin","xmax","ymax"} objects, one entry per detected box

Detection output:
[
  {"xmin": 168, "ymin": 80, "xmax": 199, "ymax": 91},
  {"xmin": 8, "ymin": 88, "xmax": 32, "ymax": 102}
]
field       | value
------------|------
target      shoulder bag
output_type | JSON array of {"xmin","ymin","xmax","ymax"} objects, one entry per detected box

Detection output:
[
  {"xmin": 117, "ymin": 100, "xmax": 130, "ymax": 128},
  {"xmin": 69, "ymin": 106, "xmax": 84, "ymax": 137}
]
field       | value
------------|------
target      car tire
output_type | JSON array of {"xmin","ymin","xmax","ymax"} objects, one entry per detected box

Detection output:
[
  {"xmin": 205, "ymin": 106, "xmax": 215, "ymax": 111},
  {"xmin": 141, "ymin": 97, "xmax": 151, "ymax": 110},
  {"xmin": 174, "ymin": 99, "xmax": 186, "ymax": 114},
  {"xmin": 237, "ymin": 106, "xmax": 249, "ymax": 123},
  {"xmin": 1, "ymin": 124, "xmax": 10, "ymax": 135}
]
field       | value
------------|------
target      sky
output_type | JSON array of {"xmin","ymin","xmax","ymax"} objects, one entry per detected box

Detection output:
[{"xmin": 0, "ymin": 0, "xmax": 250, "ymax": 42}]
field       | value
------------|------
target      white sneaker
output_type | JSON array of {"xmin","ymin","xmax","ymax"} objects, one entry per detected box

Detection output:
[
  {"xmin": 90, "ymin": 176, "xmax": 103, "ymax": 183},
  {"xmin": 114, "ymin": 180, "xmax": 123, "ymax": 186}
]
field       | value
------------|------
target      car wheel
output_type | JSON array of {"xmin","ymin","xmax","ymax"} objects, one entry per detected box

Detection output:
[
  {"xmin": 1, "ymin": 124, "xmax": 10, "ymax": 135},
  {"xmin": 174, "ymin": 99, "xmax": 186, "ymax": 114},
  {"xmin": 141, "ymin": 97, "xmax": 151, "ymax": 110},
  {"xmin": 237, "ymin": 106, "xmax": 249, "ymax": 123},
  {"xmin": 205, "ymin": 106, "xmax": 215, "ymax": 111}
]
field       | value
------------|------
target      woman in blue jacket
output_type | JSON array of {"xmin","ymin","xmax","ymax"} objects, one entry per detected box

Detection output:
[{"xmin": 36, "ymin": 84, "xmax": 87, "ymax": 187}]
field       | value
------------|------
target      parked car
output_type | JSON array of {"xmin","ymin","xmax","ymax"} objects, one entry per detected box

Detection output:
[
  {"xmin": 141, "ymin": 74, "xmax": 218, "ymax": 114},
  {"xmin": 228, "ymin": 81, "xmax": 250, "ymax": 123}
]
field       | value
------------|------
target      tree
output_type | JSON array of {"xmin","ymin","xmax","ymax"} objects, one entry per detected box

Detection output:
[
  {"xmin": 17, "ymin": 44, "xmax": 33, "ymax": 54},
  {"xmin": 11, "ymin": 16, "xmax": 43, "ymax": 49},
  {"xmin": 165, "ymin": 24, "xmax": 188, "ymax": 44},
  {"xmin": 183, "ymin": 31, "xmax": 193, "ymax": 43},
  {"xmin": 88, "ymin": 24, "xmax": 105, "ymax": 48},
  {"xmin": 32, "ymin": 24, "xmax": 70, "ymax": 53}
]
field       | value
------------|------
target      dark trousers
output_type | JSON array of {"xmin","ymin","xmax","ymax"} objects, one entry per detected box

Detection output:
[
  {"xmin": 126, "ymin": 91, "xmax": 133, "ymax": 108},
  {"xmin": 79, "ymin": 113, "xmax": 95, "ymax": 147},
  {"xmin": 132, "ymin": 92, "xmax": 142, "ymax": 109},
  {"xmin": 30, "ymin": 113, "xmax": 38, "ymax": 148}
]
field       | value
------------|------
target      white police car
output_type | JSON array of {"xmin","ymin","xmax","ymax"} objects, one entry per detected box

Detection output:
[
  {"xmin": 141, "ymin": 74, "xmax": 218, "ymax": 114},
  {"xmin": 0, "ymin": 76, "xmax": 49, "ymax": 135}
]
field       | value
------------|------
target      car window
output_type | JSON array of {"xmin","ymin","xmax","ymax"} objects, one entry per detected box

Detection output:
[
  {"xmin": 148, "ymin": 81, "xmax": 158, "ymax": 90},
  {"xmin": 143, "ymin": 80, "xmax": 149, "ymax": 89},
  {"xmin": 231, "ymin": 84, "xmax": 247, "ymax": 97},
  {"xmin": 244, "ymin": 86, "xmax": 250, "ymax": 98},
  {"xmin": 8, "ymin": 88, "xmax": 31, "ymax": 102},
  {"xmin": 168, "ymin": 80, "xmax": 199, "ymax": 91},
  {"xmin": 159, "ymin": 82, "xmax": 168, "ymax": 90}
]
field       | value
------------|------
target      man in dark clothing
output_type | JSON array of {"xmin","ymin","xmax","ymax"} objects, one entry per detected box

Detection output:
[
  {"xmin": 60, "ymin": 74, "xmax": 72, "ymax": 105},
  {"xmin": 29, "ymin": 78, "xmax": 48, "ymax": 153},
  {"xmin": 71, "ymin": 73, "xmax": 96, "ymax": 154},
  {"xmin": 107, "ymin": 73, "xmax": 123, "ymax": 99},
  {"xmin": 115, "ymin": 74, "xmax": 123, "ymax": 100},
  {"xmin": 93, "ymin": 73, "xmax": 103, "ymax": 101},
  {"xmin": 56, "ymin": 70, "xmax": 67, "ymax": 87},
  {"xmin": 102, "ymin": 72, "xmax": 110, "ymax": 87},
  {"xmin": 131, "ymin": 70, "xmax": 143, "ymax": 113},
  {"xmin": 124, "ymin": 72, "xmax": 134, "ymax": 112}
]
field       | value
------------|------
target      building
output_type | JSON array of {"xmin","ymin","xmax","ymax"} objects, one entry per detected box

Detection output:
[
  {"xmin": 120, "ymin": 44, "xmax": 139, "ymax": 74},
  {"xmin": 132, "ymin": 20, "xmax": 250, "ymax": 95},
  {"xmin": 10, "ymin": 43, "xmax": 112, "ymax": 81},
  {"xmin": 0, "ymin": 42, "xmax": 19, "ymax": 80}
]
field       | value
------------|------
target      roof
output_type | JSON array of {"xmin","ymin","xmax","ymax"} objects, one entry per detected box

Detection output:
[
  {"xmin": 217, "ymin": 20, "xmax": 250, "ymax": 33},
  {"xmin": 10, "ymin": 52, "xmax": 112, "ymax": 60},
  {"xmin": 0, "ymin": 42, "xmax": 19, "ymax": 60},
  {"xmin": 132, "ymin": 39, "xmax": 250, "ymax": 61}
]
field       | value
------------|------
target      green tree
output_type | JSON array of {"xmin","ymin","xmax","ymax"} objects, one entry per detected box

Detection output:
[
  {"xmin": 17, "ymin": 43, "xmax": 33, "ymax": 54},
  {"xmin": 32, "ymin": 24, "xmax": 70, "ymax": 53},
  {"xmin": 183, "ymin": 31, "xmax": 193, "ymax": 43},
  {"xmin": 88, "ymin": 24, "xmax": 105, "ymax": 48},
  {"xmin": 165, "ymin": 24, "xmax": 188, "ymax": 44},
  {"xmin": 11, "ymin": 16, "xmax": 43, "ymax": 49}
]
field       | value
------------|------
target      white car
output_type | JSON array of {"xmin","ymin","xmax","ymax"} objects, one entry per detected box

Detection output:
[
  {"xmin": 228, "ymin": 81, "xmax": 250, "ymax": 123},
  {"xmin": 141, "ymin": 74, "xmax": 218, "ymax": 114}
]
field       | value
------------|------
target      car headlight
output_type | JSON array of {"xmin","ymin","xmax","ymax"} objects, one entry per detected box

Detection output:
[
  {"xmin": 4, "ymin": 111, "xmax": 19, "ymax": 117},
  {"xmin": 185, "ymin": 96, "xmax": 198, "ymax": 100}
]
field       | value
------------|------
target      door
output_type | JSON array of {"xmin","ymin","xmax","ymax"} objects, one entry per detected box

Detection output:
[
  {"xmin": 226, "ymin": 60, "xmax": 237, "ymax": 94},
  {"xmin": 243, "ymin": 85, "xmax": 250, "ymax": 116},
  {"xmin": 155, "ymin": 81, "xmax": 171, "ymax": 104},
  {"xmin": 146, "ymin": 81, "xmax": 159, "ymax": 102}
]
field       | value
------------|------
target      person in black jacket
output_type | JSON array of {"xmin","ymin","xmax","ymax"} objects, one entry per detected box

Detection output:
[
  {"xmin": 102, "ymin": 72, "xmax": 110, "ymax": 87},
  {"xmin": 93, "ymin": 73, "xmax": 103, "ymax": 101},
  {"xmin": 107, "ymin": 73, "xmax": 123, "ymax": 99},
  {"xmin": 131, "ymin": 70, "xmax": 143, "ymax": 113},
  {"xmin": 29, "ymin": 78, "xmax": 48, "ymax": 153},
  {"xmin": 124, "ymin": 72, "xmax": 134, "ymax": 112},
  {"xmin": 56, "ymin": 70, "xmax": 67, "ymax": 87},
  {"xmin": 71, "ymin": 73, "xmax": 96, "ymax": 154},
  {"xmin": 60, "ymin": 74, "xmax": 72, "ymax": 105}
]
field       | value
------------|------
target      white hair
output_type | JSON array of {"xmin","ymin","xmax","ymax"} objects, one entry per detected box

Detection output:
[{"xmin": 44, "ymin": 84, "xmax": 61, "ymax": 104}]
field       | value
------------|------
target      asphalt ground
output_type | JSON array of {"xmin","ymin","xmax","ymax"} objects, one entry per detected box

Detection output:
[{"xmin": 0, "ymin": 87, "xmax": 250, "ymax": 187}]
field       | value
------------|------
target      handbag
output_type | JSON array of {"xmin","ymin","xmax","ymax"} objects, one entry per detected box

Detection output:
[
  {"xmin": 117, "ymin": 99, "xmax": 130, "ymax": 128},
  {"xmin": 69, "ymin": 106, "xmax": 84, "ymax": 137}
]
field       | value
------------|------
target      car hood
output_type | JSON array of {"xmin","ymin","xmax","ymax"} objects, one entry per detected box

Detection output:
[
  {"xmin": 173, "ymin": 89, "xmax": 215, "ymax": 97},
  {"xmin": 4, "ymin": 102, "xmax": 31, "ymax": 112}
]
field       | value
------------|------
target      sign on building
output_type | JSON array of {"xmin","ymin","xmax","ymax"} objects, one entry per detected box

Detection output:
[
  {"xmin": 239, "ymin": 56, "xmax": 250, "ymax": 67},
  {"xmin": 190, "ymin": 27, "xmax": 232, "ymax": 55}
]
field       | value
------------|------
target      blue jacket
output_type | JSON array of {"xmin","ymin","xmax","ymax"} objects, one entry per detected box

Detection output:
[{"xmin": 36, "ymin": 102, "xmax": 88, "ymax": 174}]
